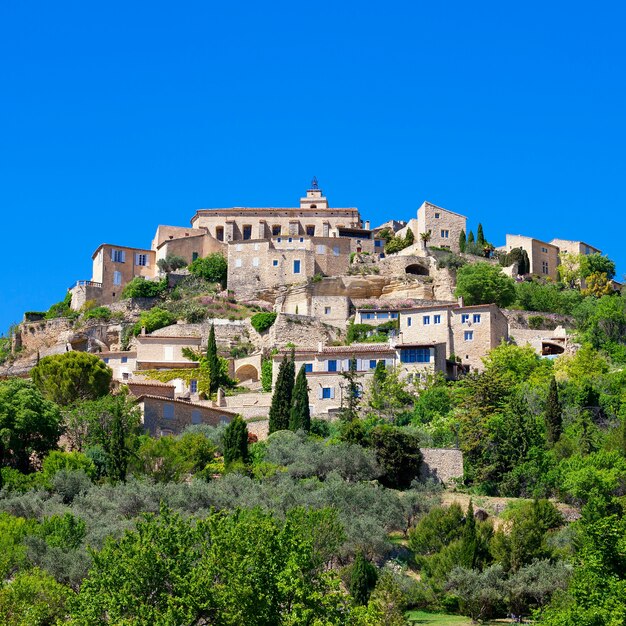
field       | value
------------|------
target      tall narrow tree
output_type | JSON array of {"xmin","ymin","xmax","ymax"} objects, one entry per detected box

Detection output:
[
  {"xmin": 290, "ymin": 365, "xmax": 311, "ymax": 432},
  {"xmin": 349, "ymin": 551, "xmax": 378, "ymax": 605},
  {"xmin": 207, "ymin": 324, "xmax": 220, "ymax": 395},
  {"xmin": 269, "ymin": 354, "xmax": 295, "ymax": 433},
  {"xmin": 459, "ymin": 229, "xmax": 467, "ymax": 253},
  {"xmin": 223, "ymin": 415, "xmax": 249, "ymax": 466},
  {"xmin": 476, "ymin": 223, "xmax": 486, "ymax": 246},
  {"xmin": 340, "ymin": 358, "xmax": 361, "ymax": 422},
  {"xmin": 467, "ymin": 230, "xmax": 475, "ymax": 244},
  {"xmin": 459, "ymin": 500, "xmax": 478, "ymax": 568},
  {"xmin": 545, "ymin": 377, "xmax": 563, "ymax": 446}
]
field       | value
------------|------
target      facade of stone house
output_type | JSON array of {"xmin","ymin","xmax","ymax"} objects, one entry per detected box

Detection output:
[
  {"xmin": 416, "ymin": 202, "xmax": 467, "ymax": 253},
  {"xmin": 126, "ymin": 380, "xmax": 176, "ymax": 399},
  {"xmin": 99, "ymin": 350, "xmax": 136, "ymax": 382},
  {"xmin": 398, "ymin": 303, "xmax": 509, "ymax": 371},
  {"xmin": 501, "ymin": 234, "xmax": 559, "ymax": 281},
  {"xmin": 134, "ymin": 334, "xmax": 202, "ymax": 370},
  {"xmin": 137, "ymin": 394, "xmax": 235, "ymax": 436},
  {"xmin": 154, "ymin": 229, "xmax": 226, "ymax": 268}
]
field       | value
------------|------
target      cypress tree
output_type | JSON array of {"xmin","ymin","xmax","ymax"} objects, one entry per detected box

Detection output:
[
  {"xmin": 290, "ymin": 364, "xmax": 311, "ymax": 432},
  {"xmin": 207, "ymin": 324, "xmax": 220, "ymax": 395},
  {"xmin": 476, "ymin": 223, "xmax": 485, "ymax": 246},
  {"xmin": 521, "ymin": 249, "xmax": 530, "ymax": 275},
  {"xmin": 545, "ymin": 376, "xmax": 562, "ymax": 445},
  {"xmin": 349, "ymin": 551, "xmax": 378, "ymax": 605},
  {"xmin": 268, "ymin": 354, "xmax": 295, "ymax": 433},
  {"xmin": 459, "ymin": 500, "xmax": 478, "ymax": 568},
  {"xmin": 467, "ymin": 230, "xmax": 475, "ymax": 244},
  {"xmin": 223, "ymin": 414, "xmax": 249, "ymax": 466},
  {"xmin": 459, "ymin": 229, "xmax": 466, "ymax": 253},
  {"xmin": 404, "ymin": 227, "xmax": 414, "ymax": 246}
]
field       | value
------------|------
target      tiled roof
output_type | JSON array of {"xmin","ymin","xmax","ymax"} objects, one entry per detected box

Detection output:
[
  {"xmin": 276, "ymin": 343, "xmax": 394, "ymax": 356},
  {"xmin": 127, "ymin": 380, "xmax": 175, "ymax": 388},
  {"xmin": 135, "ymin": 394, "xmax": 238, "ymax": 415},
  {"xmin": 99, "ymin": 351, "xmax": 137, "ymax": 357}
]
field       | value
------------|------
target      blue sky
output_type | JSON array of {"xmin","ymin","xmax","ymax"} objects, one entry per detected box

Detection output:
[{"xmin": 1, "ymin": 1, "xmax": 625, "ymax": 333}]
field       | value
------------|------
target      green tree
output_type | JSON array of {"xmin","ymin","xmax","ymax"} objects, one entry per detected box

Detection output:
[
  {"xmin": 339, "ymin": 358, "xmax": 361, "ymax": 422},
  {"xmin": 122, "ymin": 277, "xmax": 167, "ymax": 299},
  {"xmin": 446, "ymin": 565, "xmax": 506, "ymax": 623},
  {"xmin": 207, "ymin": 324, "xmax": 221, "ymax": 395},
  {"xmin": 368, "ymin": 425, "xmax": 422, "ymax": 489},
  {"xmin": 459, "ymin": 229, "xmax": 467, "ymax": 253},
  {"xmin": 261, "ymin": 358, "xmax": 273, "ymax": 392},
  {"xmin": 467, "ymin": 230, "xmax": 475, "ymax": 244},
  {"xmin": 455, "ymin": 262, "xmax": 516, "ymax": 307},
  {"xmin": 367, "ymin": 364, "xmax": 413, "ymax": 423},
  {"xmin": 250, "ymin": 312, "xmax": 278, "ymax": 333},
  {"xmin": 156, "ymin": 254, "xmax": 187, "ymax": 274},
  {"xmin": 349, "ymin": 551, "xmax": 378, "ymax": 606},
  {"xmin": 0, "ymin": 379, "xmax": 62, "ymax": 474},
  {"xmin": 188, "ymin": 252, "xmax": 228, "ymax": 288},
  {"xmin": 132, "ymin": 307, "xmax": 177, "ymax": 336},
  {"xmin": 459, "ymin": 500, "xmax": 478, "ymax": 568},
  {"xmin": 223, "ymin": 415, "xmax": 249, "ymax": 467},
  {"xmin": 581, "ymin": 252, "xmax": 616, "ymax": 280},
  {"xmin": 290, "ymin": 365, "xmax": 311, "ymax": 432},
  {"xmin": 582, "ymin": 272, "xmax": 615, "ymax": 297},
  {"xmin": 31, "ymin": 352, "xmax": 112, "ymax": 407},
  {"xmin": 476, "ymin": 223, "xmax": 485, "ymax": 246},
  {"xmin": 268, "ymin": 354, "xmax": 295, "ymax": 433},
  {"xmin": 545, "ymin": 376, "xmax": 563, "ymax": 446},
  {"xmin": 404, "ymin": 227, "xmax": 414, "ymax": 246}
]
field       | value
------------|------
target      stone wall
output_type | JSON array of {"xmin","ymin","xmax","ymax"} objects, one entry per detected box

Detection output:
[{"xmin": 420, "ymin": 448, "xmax": 464, "ymax": 485}]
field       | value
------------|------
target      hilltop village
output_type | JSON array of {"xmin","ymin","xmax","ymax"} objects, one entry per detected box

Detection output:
[{"xmin": 2, "ymin": 181, "xmax": 609, "ymax": 437}]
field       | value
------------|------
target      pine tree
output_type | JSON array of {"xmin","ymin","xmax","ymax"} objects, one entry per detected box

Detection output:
[
  {"xmin": 268, "ymin": 354, "xmax": 295, "ymax": 433},
  {"xmin": 467, "ymin": 230, "xmax": 475, "ymax": 244},
  {"xmin": 459, "ymin": 229, "xmax": 467, "ymax": 253},
  {"xmin": 223, "ymin": 415, "xmax": 249, "ymax": 466},
  {"xmin": 404, "ymin": 227, "xmax": 414, "ymax": 246},
  {"xmin": 476, "ymin": 223, "xmax": 485, "ymax": 246},
  {"xmin": 545, "ymin": 376, "xmax": 563, "ymax": 446},
  {"xmin": 290, "ymin": 364, "xmax": 311, "ymax": 432},
  {"xmin": 349, "ymin": 551, "xmax": 378, "ymax": 606},
  {"xmin": 459, "ymin": 500, "xmax": 478, "ymax": 568},
  {"xmin": 207, "ymin": 324, "xmax": 220, "ymax": 395}
]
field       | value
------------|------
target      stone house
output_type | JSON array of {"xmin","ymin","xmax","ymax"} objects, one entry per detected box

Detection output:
[
  {"xmin": 398, "ymin": 303, "xmax": 509, "ymax": 371},
  {"xmin": 550, "ymin": 238, "xmax": 603, "ymax": 288},
  {"xmin": 137, "ymin": 394, "xmax": 235, "ymax": 436},
  {"xmin": 152, "ymin": 225, "xmax": 226, "ymax": 267},
  {"xmin": 417, "ymin": 202, "xmax": 467, "ymax": 253},
  {"xmin": 99, "ymin": 350, "xmax": 136, "ymax": 382},
  {"xmin": 500, "ymin": 235, "xmax": 559, "ymax": 281}
]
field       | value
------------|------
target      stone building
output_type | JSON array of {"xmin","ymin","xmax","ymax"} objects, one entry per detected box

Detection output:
[
  {"xmin": 134, "ymin": 333, "xmax": 201, "ymax": 370},
  {"xmin": 152, "ymin": 225, "xmax": 226, "ymax": 267},
  {"xmin": 137, "ymin": 394, "xmax": 235, "ymax": 436},
  {"xmin": 398, "ymin": 302, "xmax": 509, "ymax": 371},
  {"xmin": 99, "ymin": 350, "xmax": 136, "ymax": 382},
  {"xmin": 500, "ymin": 235, "xmax": 559, "ymax": 280}
]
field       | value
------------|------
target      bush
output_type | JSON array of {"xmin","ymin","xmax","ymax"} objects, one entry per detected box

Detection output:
[
  {"xmin": 45, "ymin": 292, "xmax": 78, "ymax": 320},
  {"xmin": 528, "ymin": 315, "xmax": 545, "ymax": 329},
  {"xmin": 250, "ymin": 312, "xmax": 277, "ymax": 333},
  {"xmin": 188, "ymin": 253, "xmax": 228, "ymax": 287},
  {"xmin": 436, "ymin": 253, "xmax": 467, "ymax": 271},
  {"xmin": 132, "ymin": 308, "xmax": 177, "ymax": 336},
  {"xmin": 157, "ymin": 255, "xmax": 187, "ymax": 274},
  {"xmin": 261, "ymin": 359, "xmax": 273, "ymax": 392},
  {"xmin": 122, "ymin": 277, "xmax": 167, "ymax": 299},
  {"xmin": 455, "ymin": 263, "xmax": 516, "ymax": 307},
  {"xmin": 83, "ymin": 306, "xmax": 112, "ymax": 321}
]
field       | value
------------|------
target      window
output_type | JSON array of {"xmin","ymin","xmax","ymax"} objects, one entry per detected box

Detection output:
[
  {"xmin": 377, "ymin": 312, "xmax": 389, "ymax": 320},
  {"xmin": 277, "ymin": 237, "xmax": 282, "ymax": 242},
  {"xmin": 191, "ymin": 409, "xmax": 202, "ymax": 424},
  {"xmin": 369, "ymin": 359, "xmax": 377, "ymax": 369},
  {"xmin": 192, "ymin": 252, "xmax": 199, "ymax": 261},
  {"xmin": 304, "ymin": 363, "xmax": 313, "ymax": 373},
  {"xmin": 541, "ymin": 246, "xmax": 548, "ymax": 253},
  {"xmin": 461, "ymin": 314, "xmax": 470, "ymax": 323},
  {"xmin": 111, "ymin": 249, "xmax": 125, "ymax": 263},
  {"xmin": 316, "ymin": 244, "xmax": 326, "ymax": 254},
  {"xmin": 121, "ymin": 356, "xmax": 128, "ymax": 364},
  {"xmin": 407, "ymin": 317, "xmax": 412, "ymax": 327},
  {"xmin": 272, "ymin": 259, "xmax": 279, "ymax": 267},
  {"xmin": 163, "ymin": 403, "xmax": 175, "ymax": 419},
  {"xmin": 164, "ymin": 346, "xmax": 174, "ymax": 361},
  {"xmin": 324, "ymin": 307, "xmax": 331, "ymax": 315},
  {"xmin": 113, "ymin": 271, "xmax": 122, "ymax": 286},
  {"xmin": 252, "ymin": 257, "xmax": 259, "ymax": 267},
  {"xmin": 423, "ymin": 315, "xmax": 430, "ymax": 325},
  {"xmin": 135, "ymin": 253, "xmax": 148, "ymax": 266},
  {"xmin": 235, "ymin": 259, "xmax": 242, "ymax": 268},
  {"xmin": 299, "ymin": 237, "xmax": 304, "ymax": 243},
  {"xmin": 322, "ymin": 387, "xmax": 333, "ymax": 399},
  {"xmin": 293, "ymin": 260, "xmax": 301, "ymax": 274},
  {"xmin": 272, "ymin": 225, "xmax": 281, "ymax": 236},
  {"xmin": 190, "ymin": 379, "xmax": 198, "ymax": 393},
  {"xmin": 473, "ymin": 314, "xmax": 481, "ymax": 323},
  {"xmin": 243, "ymin": 225, "xmax": 252, "ymax": 240},
  {"xmin": 362, "ymin": 312, "xmax": 375, "ymax": 320},
  {"xmin": 441, "ymin": 230, "xmax": 450, "ymax": 238},
  {"xmin": 306, "ymin": 225, "xmax": 315, "ymax": 236},
  {"xmin": 434, "ymin": 212, "xmax": 440, "ymax": 218},
  {"xmin": 333, "ymin": 246, "xmax": 340, "ymax": 256},
  {"xmin": 464, "ymin": 330, "xmax": 474, "ymax": 341},
  {"xmin": 375, "ymin": 239, "xmax": 383, "ymax": 248},
  {"xmin": 122, "ymin": 372, "xmax": 129, "ymax": 380},
  {"xmin": 434, "ymin": 314, "xmax": 441, "ymax": 324},
  {"xmin": 288, "ymin": 237, "xmax": 293, "ymax": 243},
  {"xmin": 390, "ymin": 312, "xmax": 398, "ymax": 319},
  {"xmin": 103, "ymin": 358, "xmax": 109, "ymax": 364},
  {"xmin": 215, "ymin": 226, "xmax": 224, "ymax": 241},
  {"xmin": 327, "ymin": 359, "xmax": 337, "ymax": 372},
  {"xmin": 400, "ymin": 348, "xmax": 430, "ymax": 363},
  {"xmin": 542, "ymin": 261, "xmax": 549, "ymax": 275}
]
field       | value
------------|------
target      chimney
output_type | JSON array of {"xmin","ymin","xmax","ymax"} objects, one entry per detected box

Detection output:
[
  {"xmin": 365, "ymin": 220, "xmax": 371, "ymax": 230},
  {"xmin": 457, "ymin": 296, "xmax": 464, "ymax": 307},
  {"xmin": 317, "ymin": 341, "xmax": 323, "ymax": 353},
  {"xmin": 141, "ymin": 327, "xmax": 146, "ymax": 336}
]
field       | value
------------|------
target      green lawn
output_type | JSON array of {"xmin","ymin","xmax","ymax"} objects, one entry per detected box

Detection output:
[{"xmin": 406, "ymin": 610, "xmax": 506, "ymax": 625}]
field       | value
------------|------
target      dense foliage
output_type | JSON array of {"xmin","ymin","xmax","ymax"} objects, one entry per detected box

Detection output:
[{"xmin": 188, "ymin": 253, "xmax": 228, "ymax": 288}]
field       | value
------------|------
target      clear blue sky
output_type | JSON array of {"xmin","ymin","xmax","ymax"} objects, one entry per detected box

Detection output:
[{"xmin": 2, "ymin": 1, "xmax": 625, "ymax": 334}]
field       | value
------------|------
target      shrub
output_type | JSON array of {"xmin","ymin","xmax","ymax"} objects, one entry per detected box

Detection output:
[
  {"xmin": 436, "ymin": 253, "xmax": 467, "ymax": 271},
  {"xmin": 455, "ymin": 262, "xmax": 516, "ymax": 307},
  {"xmin": 132, "ymin": 308, "xmax": 177, "ymax": 336},
  {"xmin": 157, "ymin": 255, "xmax": 187, "ymax": 274},
  {"xmin": 84, "ymin": 306, "xmax": 112, "ymax": 321},
  {"xmin": 45, "ymin": 292, "xmax": 77, "ymax": 320},
  {"xmin": 250, "ymin": 312, "xmax": 277, "ymax": 333},
  {"xmin": 261, "ymin": 359, "xmax": 273, "ymax": 392},
  {"xmin": 188, "ymin": 253, "xmax": 228, "ymax": 287},
  {"xmin": 122, "ymin": 277, "xmax": 167, "ymax": 299},
  {"xmin": 528, "ymin": 315, "xmax": 545, "ymax": 329}
]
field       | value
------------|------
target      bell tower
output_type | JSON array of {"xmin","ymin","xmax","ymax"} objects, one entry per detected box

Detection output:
[{"xmin": 300, "ymin": 176, "xmax": 329, "ymax": 209}]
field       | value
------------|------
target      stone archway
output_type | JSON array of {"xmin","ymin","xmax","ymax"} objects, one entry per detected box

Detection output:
[
  {"xmin": 235, "ymin": 364, "xmax": 259, "ymax": 383},
  {"xmin": 405, "ymin": 263, "xmax": 429, "ymax": 276}
]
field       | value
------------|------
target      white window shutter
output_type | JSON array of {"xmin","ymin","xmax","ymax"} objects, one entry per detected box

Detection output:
[
  {"xmin": 120, "ymin": 250, "xmax": 126, "ymax": 263},
  {"xmin": 330, "ymin": 387, "xmax": 335, "ymax": 399},
  {"xmin": 318, "ymin": 388, "xmax": 323, "ymax": 400},
  {"xmin": 110, "ymin": 249, "xmax": 115, "ymax": 261}
]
